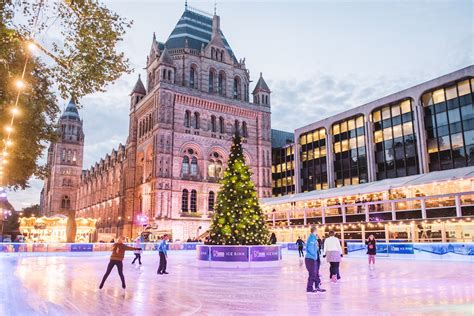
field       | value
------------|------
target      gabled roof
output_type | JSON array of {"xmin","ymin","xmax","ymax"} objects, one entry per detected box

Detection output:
[
  {"xmin": 252, "ymin": 72, "xmax": 270, "ymax": 94},
  {"xmin": 131, "ymin": 75, "xmax": 146, "ymax": 95},
  {"xmin": 61, "ymin": 99, "xmax": 80, "ymax": 121},
  {"xmin": 165, "ymin": 8, "xmax": 237, "ymax": 63}
]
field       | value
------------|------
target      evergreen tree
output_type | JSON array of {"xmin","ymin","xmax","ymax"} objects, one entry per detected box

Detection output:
[{"xmin": 209, "ymin": 135, "xmax": 269, "ymax": 245}]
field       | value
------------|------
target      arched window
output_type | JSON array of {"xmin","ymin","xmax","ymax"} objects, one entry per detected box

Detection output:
[
  {"xmin": 162, "ymin": 69, "xmax": 167, "ymax": 80},
  {"xmin": 234, "ymin": 120, "xmax": 240, "ymax": 136},
  {"xmin": 211, "ymin": 115, "xmax": 217, "ymax": 133},
  {"xmin": 211, "ymin": 47, "xmax": 215, "ymax": 60},
  {"xmin": 208, "ymin": 191, "xmax": 215, "ymax": 212},
  {"xmin": 219, "ymin": 117, "xmax": 225, "ymax": 134},
  {"xmin": 184, "ymin": 110, "xmax": 191, "ymax": 128},
  {"xmin": 190, "ymin": 190, "xmax": 197, "ymax": 212},
  {"xmin": 67, "ymin": 150, "xmax": 72, "ymax": 162},
  {"xmin": 182, "ymin": 156, "xmax": 190, "ymax": 175},
  {"xmin": 233, "ymin": 77, "xmax": 241, "ymax": 99},
  {"xmin": 192, "ymin": 112, "xmax": 200, "ymax": 129},
  {"xmin": 220, "ymin": 51, "xmax": 224, "ymax": 61},
  {"xmin": 242, "ymin": 121, "xmax": 248, "ymax": 138},
  {"xmin": 208, "ymin": 162, "xmax": 216, "ymax": 178},
  {"xmin": 181, "ymin": 189, "xmax": 189, "ymax": 211},
  {"xmin": 61, "ymin": 195, "xmax": 71, "ymax": 209},
  {"xmin": 190, "ymin": 157, "xmax": 198, "ymax": 175},
  {"xmin": 61, "ymin": 149, "xmax": 66, "ymax": 161},
  {"xmin": 208, "ymin": 70, "xmax": 214, "ymax": 93},
  {"xmin": 218, "ymin": 72, "xmax": 225, "ymax": 96},
  {"xmin": 62, "ymin": 178, "xmax": 67, "ymax": 186},
  {"xmin": 168, "ymin": 70, "xmax": 172, "ymax": 81},
  {"xmin": 190, "ymin": 66, "xmax": 196, "ymax": 88}
]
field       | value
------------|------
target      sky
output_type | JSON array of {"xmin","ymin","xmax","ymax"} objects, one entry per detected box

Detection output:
[{"xmin": 8, "ymin": 0, "xmax": 473, "ymax": 210}]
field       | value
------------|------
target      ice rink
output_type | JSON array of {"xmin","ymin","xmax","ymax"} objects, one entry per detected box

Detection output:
[{"xmin": 0, "ymin": 251, "xmax": 473, "ymax": 315}]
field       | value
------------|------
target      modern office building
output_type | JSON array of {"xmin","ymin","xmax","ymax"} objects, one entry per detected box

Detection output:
[
  {"xmin": 271, "ymin": 129, "xmax": 295, "ymax": 196},
  {"xmin": 264, "ymin": 66, "xmax": 474, "ymax": 243}
]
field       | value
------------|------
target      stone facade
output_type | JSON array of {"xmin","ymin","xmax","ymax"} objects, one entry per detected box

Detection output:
[
  {"xmin": 42, "ymin": 8, "xmax": 272, "ymax": 241},
  {"xmin": 42, "ymin": 100, "xmax": 85, "ymax": 217}
]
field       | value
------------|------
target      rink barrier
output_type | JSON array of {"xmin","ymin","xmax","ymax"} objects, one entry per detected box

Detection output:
[
  {"xmin": 196, "ymin": 245, "xmax": 282, "ymax": 268},
  {"xmin": 346, "ymin": 242, "xmax": 474, "ymax": 262},
  {"xmin": 0, "ymin": 242, "xmax": 201, "ymax": 254}
]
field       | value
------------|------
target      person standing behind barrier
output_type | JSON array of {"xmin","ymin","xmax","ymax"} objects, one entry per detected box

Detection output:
[
  {"xmin": 131, "ymin": 237, "xmax": 143, "ymax": 265},
  {"xmin": 323, "ymin": 231, "xmax": 343, "ymax": 283},
  {"xmin": 157, "ymin": 234, "xmax": 169, "ymax": 275},
  {"xmin": 270, "ymin": 232, "xmax": 277, "ymax": 244},
  {"xmin": 366, "ymin": 235, "xmax": 376, "ymax": 266},
  {"xmin": 296, "ymin": 237, "xmax": 305, "ymax": 257},
  {"xmin": 99, "ymin": 236, "xmax": 141, "ymax": 289},
  {"xmin": 305, "ymin": 227, "xmax": 326, "ymax": 293}
]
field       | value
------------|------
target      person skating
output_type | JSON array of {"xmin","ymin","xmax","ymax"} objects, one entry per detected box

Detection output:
[
  {"xmin": 366, "ymin": 234, "xmax": 377, "ymax": 267},
  {"xmin": 323, "ymin": 231, "xmax": 343, "ymax": 283},
  {"xmin": 131, "ymin": 237, "xmax": 143, "ymax": 265},
  {"xmin": 305, "ymin": 227, "xmax": 326, "ymax": 293},
  {"xmin": 296, "ymin": 237, "xmax": 305, "ymax": 257},
  {"xmin": 157, "ymin": 234, "xmax": 169, "ymax": 275},
  {"xmin": 99, "ymin": 236, "xmax": 141, "ymax": 289}
]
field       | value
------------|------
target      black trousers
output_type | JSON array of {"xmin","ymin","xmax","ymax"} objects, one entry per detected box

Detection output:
[
  {"xmin": 304, "ymin": 258, "xmax": 321, "ymax": 291},
  {"xmin": 329, "ymin": 262, "xmax": 341, "ymax": 279},
  {"xmin": 100, "ymin": 260, "xmax": 125, "ymax": 287},
  {"xmin": 298, "ymin": 246, "xmax": 304, "ymax": 257},
  {"xmin": 157, "ymin": 252, "xmax": 167, "ymax": 273},
  {"xmin": 132, "ymin": 253, "xmax": 142, "ymax": 264}
]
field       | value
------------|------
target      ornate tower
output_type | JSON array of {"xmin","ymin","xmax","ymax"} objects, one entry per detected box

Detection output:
[{"xmin": 42, "ymin": 100, "xmax": 85, "ymax": 216}]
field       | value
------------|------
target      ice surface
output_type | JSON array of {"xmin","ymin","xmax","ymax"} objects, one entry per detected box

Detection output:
[{"xmin": 0, "ymin": 251, "xmax": 473, "ymax": 315}]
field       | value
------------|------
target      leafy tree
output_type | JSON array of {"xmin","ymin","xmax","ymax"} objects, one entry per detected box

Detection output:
[
  {"xmin": 20, "ymin": 204, "xmax": 40, "ymax": 217},
  {"xmin": 209, "ymin": 135, "xmax": 269, "ymax": 245},
  {"xmin": 0, "ymin": 0, "xmax": 132, "ymax": 189}
]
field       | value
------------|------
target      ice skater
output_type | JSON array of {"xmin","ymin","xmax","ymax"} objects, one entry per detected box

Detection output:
[
  {"xmin": 305, "ymin": 227, "xmax": 326, "ymax": 293},
  {"xmin": 157, "ymin": 234, "xmax": 169, "ymax": 275},
  {"xmin": 132, "ymin": 237, "xmax": 143, "ymax": 265},
  {"xmin": 99, "ymin": 236, "xmax": 141, "ymax": 289},
  {"xmin": 366, "ymin": 234, "xmax": 376, "ymax": 267},
  {"xmin": 323, "ymin": 231, "xmax": 343, "ymax": 283},
  {"xmin": 296, "ymin": 236, "xmax": 305, "ymax": 257}
]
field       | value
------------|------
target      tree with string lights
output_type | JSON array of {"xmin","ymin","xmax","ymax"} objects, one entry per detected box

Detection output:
[{"xmin": 209, "ymin": 135, "xmax": 270, "ymax": 245}]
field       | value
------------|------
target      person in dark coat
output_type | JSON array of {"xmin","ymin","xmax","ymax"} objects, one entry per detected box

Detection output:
[
  {"xmin": 366, "ymin": 234, "xmax": 376, "ymax": 266},
  {"xmin": 269, "ymin": 233, "xmax": 277, "ymax": 244},
  {"xmin": 296, "ymin": 237, "xmax": 305, "ymax": 257}
]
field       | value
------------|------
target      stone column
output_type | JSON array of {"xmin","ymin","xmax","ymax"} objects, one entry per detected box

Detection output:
[
  {"xmin": 365, "ymin": 115, "xmax": 377, "ymax": 182},
  {"xmin": 413, "ymin": 97, "xmax": 429, "ymax": 173},
  {"xmin": 326, "ymin": 128, "xmax": 335, "ymax": 188}
]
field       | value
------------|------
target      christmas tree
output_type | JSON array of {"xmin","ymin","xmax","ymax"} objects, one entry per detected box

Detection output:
[{"xmin": 209, "ymin": 135, "xmax": 270, "ymax": 245}]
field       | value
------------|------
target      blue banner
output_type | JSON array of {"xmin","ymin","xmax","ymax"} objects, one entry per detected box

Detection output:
[
  {"xmin": 210, "ymin": 246, "xmax": 249, "ymax": 262},
  {"xmin": 250, "ymin": 246, "xmax": 280, "ymax": 262},
  {"xmin": 70, "ymin": 244, "xmax": 93, "ymax": 252},
  {"xmin": 197, "ymin": 245, "xmax": 210, "ymax": 260},
  {"xmin": 388, "ymin": 244, "xmax": 414, "ymax": 254}
]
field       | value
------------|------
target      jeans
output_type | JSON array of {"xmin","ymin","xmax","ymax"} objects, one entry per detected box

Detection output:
[
  {"xmin": 158, "ymin": 252, "xmax": 167, "ymax": 273},
  {"xmin": 132, "ymin": 253, "xmax": 142, "ymax": 264},
  {"xmin": 100, "ymin": 260, "xmax": 125, "ymax": 288},
  {"xmin": 329, "ymin": 262, "xmax": 340, "ymax": 279},
  {"xmin": 298, "ymin": 246, "xmax": 304, "ymax": 257},
  {"xmin": 304, "ymin": 258, "xmax": 321, "ymax": 291}
]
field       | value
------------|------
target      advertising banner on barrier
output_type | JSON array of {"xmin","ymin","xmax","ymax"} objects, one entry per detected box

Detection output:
[
  {"xmin": 388, "ymin": 244, "xmax": 414, "ymax": 254},
  {"xmin": 210, "ymin": 246, "xmax": 249, "ymax": 262},
  {"xmin": 197, "ymin": 246, "xmax": 210, "ymax": 260},
  {"xmin": 250, "ymin": 246, "xmax": 280, "ymax": 262},
  {"xmin": 287, "ymin": 243, "xmax": 306, "ymax": 251},
  {"xmin": 71, "ymin": 244, "xmax": 93, "ymax": 252}
]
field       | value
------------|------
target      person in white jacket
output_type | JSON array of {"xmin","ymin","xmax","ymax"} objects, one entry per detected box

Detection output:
[{"xmin": 323, "ymin": 231, "xmax": 343, "ymax": 282}]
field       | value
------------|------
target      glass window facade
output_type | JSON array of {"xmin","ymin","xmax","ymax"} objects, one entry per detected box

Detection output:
[
  {"xmin": 333, "ymin": 116, "xmax": 367, "ymax": 187},
  {"xmin": 372, "ymin": 99, "xmax": 419, "ymax": 180},
  {"xmin": 300, "ymin": 128, "xmax": 328, "ymax": 192},
  {"xmin": 423, "ymin": 78, "xmax": 474, "ymax": 171},
  {"xmin": 272, "ymin": 145, "xmax": 295, "ymax": 196}
]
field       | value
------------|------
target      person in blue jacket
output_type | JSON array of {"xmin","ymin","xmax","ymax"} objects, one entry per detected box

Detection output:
[
  {"xmin": 157, "ymin": 234, "xmax": 169, "ymax": 275},
  {"xmin": 305, "ymin": 227, "xmax": 326, "ymax": 293}
]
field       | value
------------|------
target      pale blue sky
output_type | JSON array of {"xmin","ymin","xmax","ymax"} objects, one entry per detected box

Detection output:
[{"xmin": 8, "ymin": 0, "xmax": 473, "ymax": 209}]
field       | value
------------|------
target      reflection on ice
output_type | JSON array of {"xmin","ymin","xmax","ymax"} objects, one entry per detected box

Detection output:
[{"xmin": 0, "ymin": 251, "xmax": 473, "ymax": 314}]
